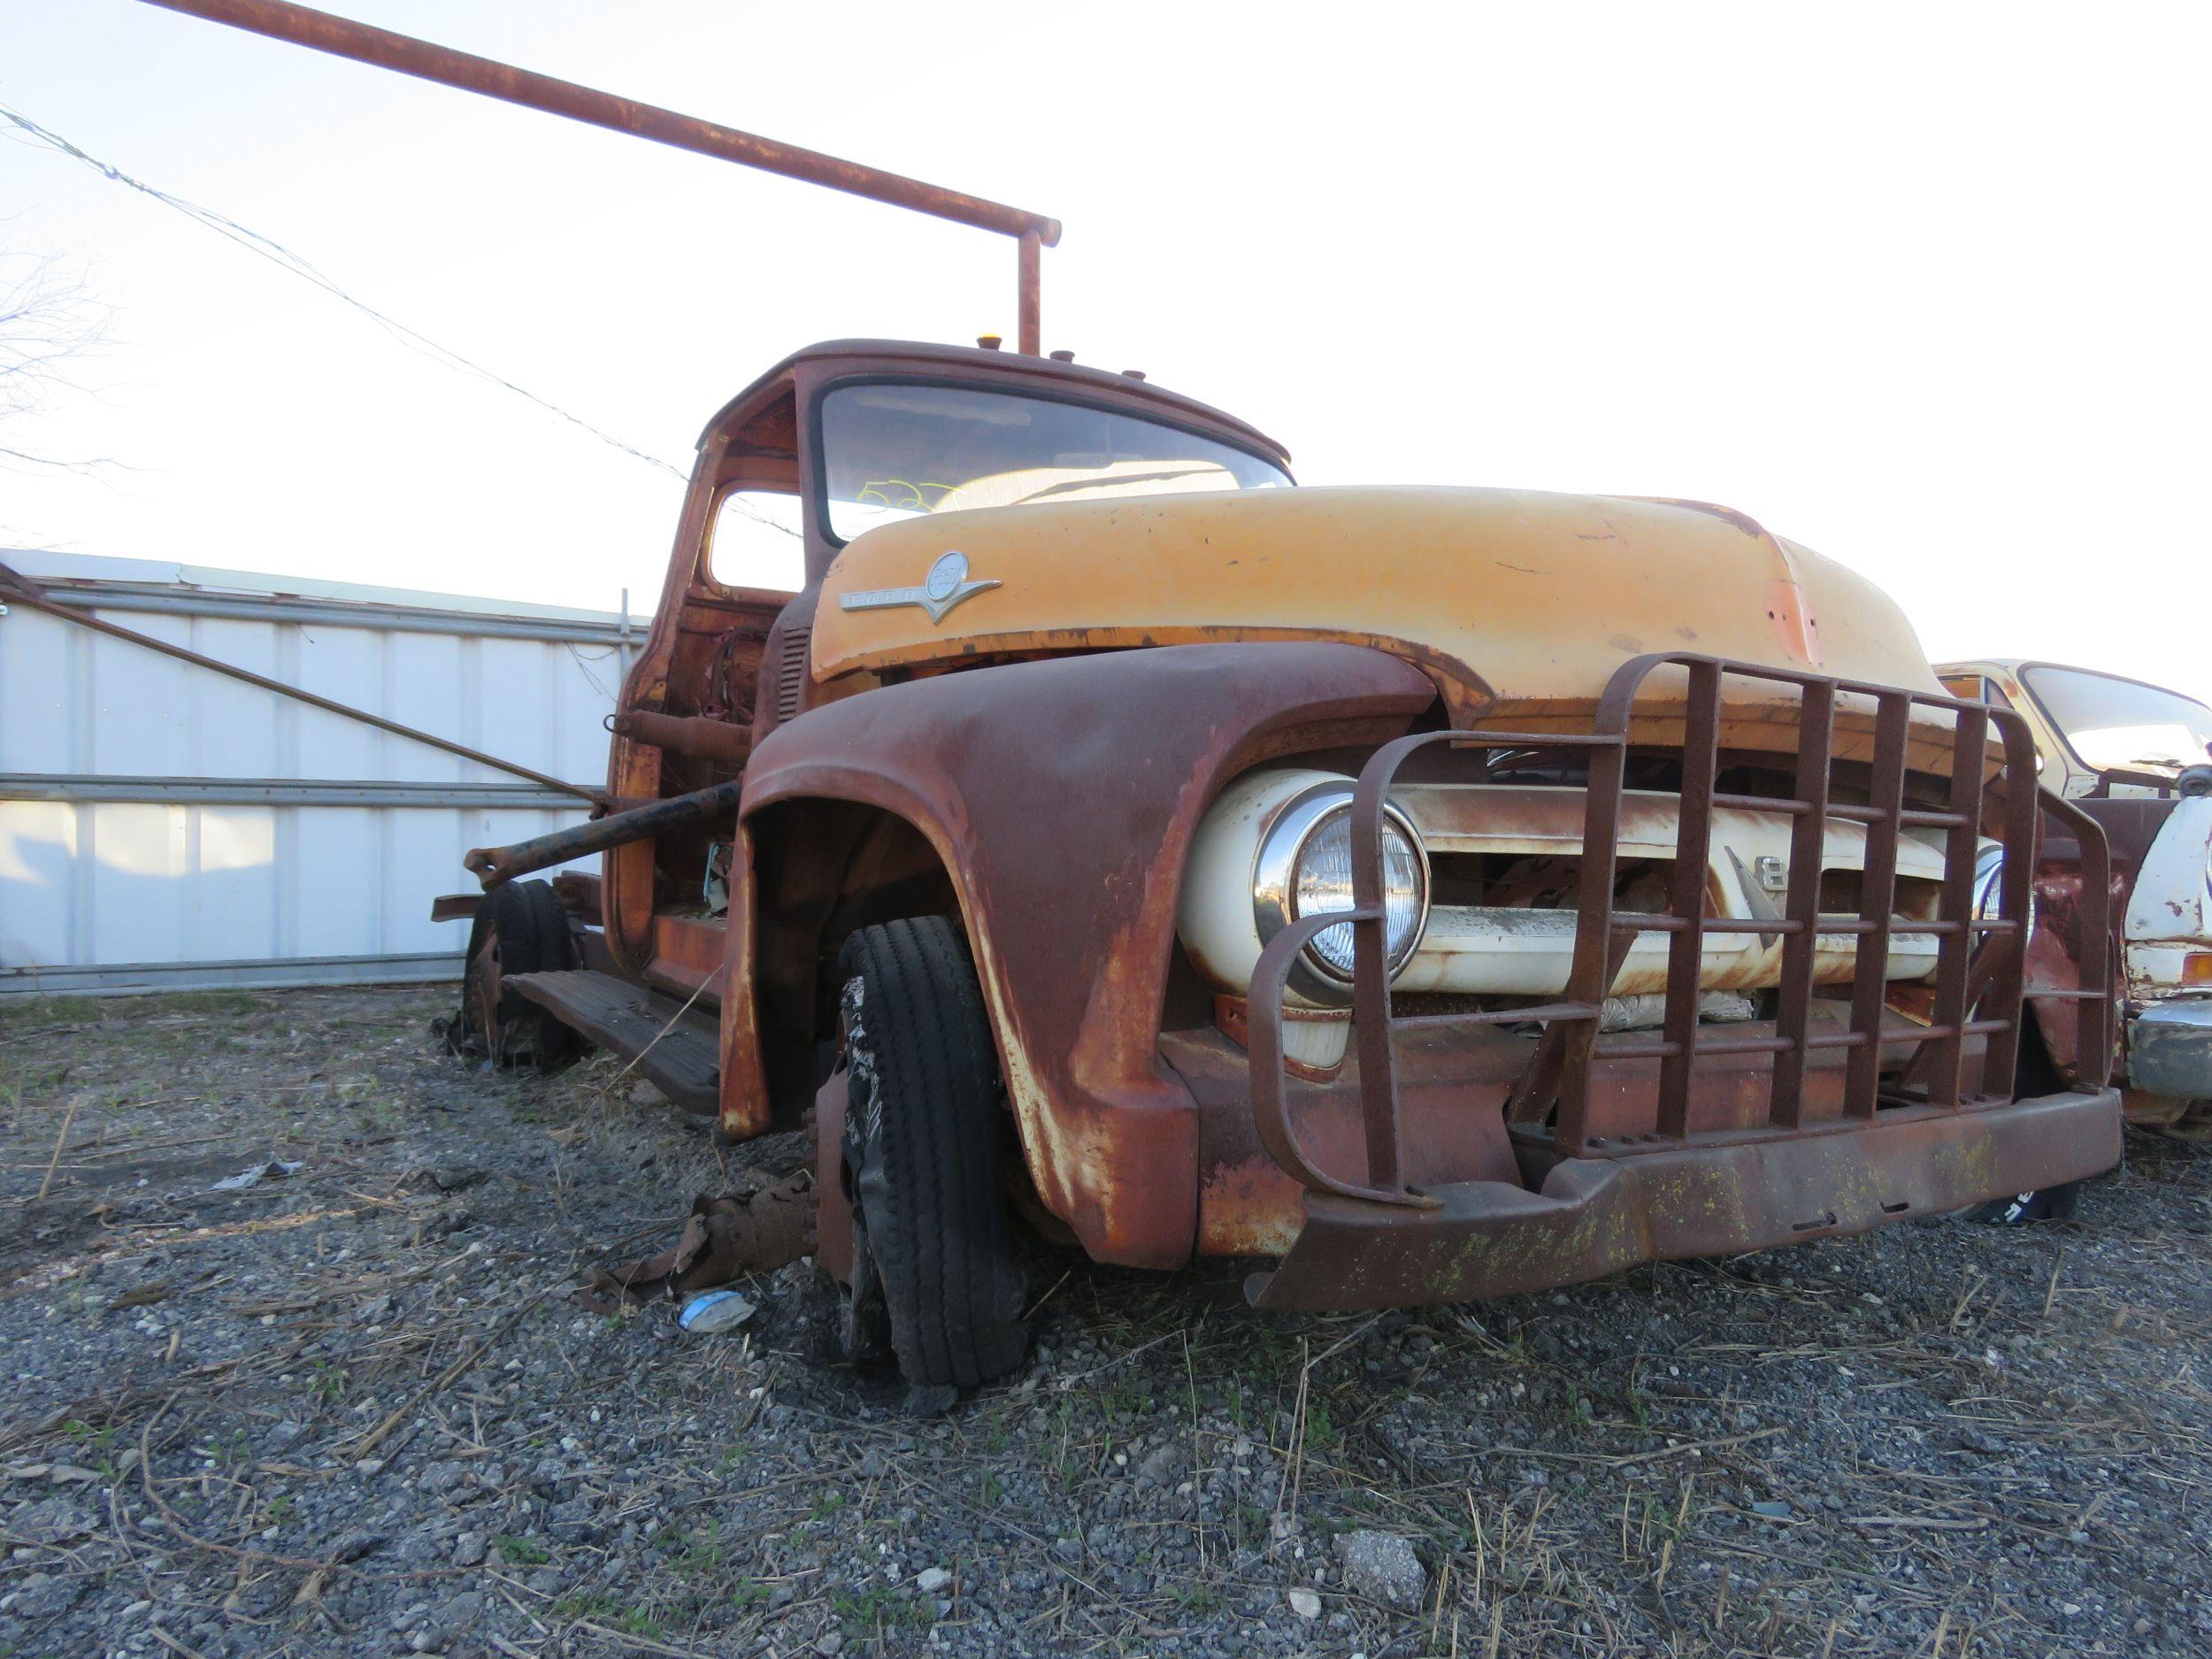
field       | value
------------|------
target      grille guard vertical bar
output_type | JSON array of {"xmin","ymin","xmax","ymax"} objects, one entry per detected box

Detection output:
[
  {"xmin": 1655, "ymin": 660, "xmax": 1724, "ymax": 1138},
  {"xmin": 1770, "ymin": 680, "xmax": 1836, "ymax": 1126},
  {"xmin": 1973, "ymin": 717, "xmax": 2048, "ymax": 1102},
  {"xmin": 1924, "ymin": 703, "xmax": 1991, "ymax": 1105},
  {"xmin": 1247, "ymin": 908, "xmax": 1441, "ymax": 1208},
  {"xmin": 2034, "ymin": 791, "xmax": 2116, "ymax": 1090},
  {"xmin": 1559, "ymin": 718, "xmax": 1635, "ymax": 1154},
  {"xmin": 1844, "ymin": 695, "xmax": 1913, "ymax": 1117}
]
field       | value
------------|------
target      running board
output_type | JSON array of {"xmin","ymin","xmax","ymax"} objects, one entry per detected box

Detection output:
[{"xmin": 505, "ymin": 969, "xmax": 719, "ymax": 1116}]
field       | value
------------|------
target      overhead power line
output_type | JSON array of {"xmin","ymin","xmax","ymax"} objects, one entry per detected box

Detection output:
[{"xmin": 2, "ymin": 100, "xmax": 689, "ymax": 482}]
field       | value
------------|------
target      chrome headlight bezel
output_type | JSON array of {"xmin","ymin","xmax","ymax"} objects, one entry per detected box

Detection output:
[
  {"xmin": 1972, "ymin": 838, "xmax": 2037, "ymax": 944},
  {"xmin": 1252, "ymin": 783, "xmax": 1431, "ymax": 999}
]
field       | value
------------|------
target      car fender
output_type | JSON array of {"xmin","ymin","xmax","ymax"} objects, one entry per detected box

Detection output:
[{"xmin": 2123, "ymin": 795, "xmax": 2212, "ymax": 999}]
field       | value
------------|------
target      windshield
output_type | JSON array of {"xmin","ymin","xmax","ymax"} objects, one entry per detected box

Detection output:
[
  {"xmin": 819, "ymin": 381, "xmax": 1291, "ymax": 543},
  {"xmin": 2023, "ymin": 665, "xmax": 2212, "ymax": 776}
]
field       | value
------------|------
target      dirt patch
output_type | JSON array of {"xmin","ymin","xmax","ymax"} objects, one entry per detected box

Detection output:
[{"xmin": 2, "ymin": 986, "xmax": 2208, "ymax": 1656}]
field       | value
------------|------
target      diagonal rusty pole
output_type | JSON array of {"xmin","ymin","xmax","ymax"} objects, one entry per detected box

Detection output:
[
  {"xmin": 134, "ymin": 0, "xmax": 1061, "ymax": 353},
  {"xmin": 0, "ymin": 559, "xmax": 608, "ymax": 806}
]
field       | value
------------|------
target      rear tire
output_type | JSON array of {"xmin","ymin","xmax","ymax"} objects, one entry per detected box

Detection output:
[
  {"xmin": 458, "ymin": 879, "xmax": 580, "ymax": 1069},
  {"xmin": 836, "ymin": 916, "xmax": 1027, "ymax": 1393}
]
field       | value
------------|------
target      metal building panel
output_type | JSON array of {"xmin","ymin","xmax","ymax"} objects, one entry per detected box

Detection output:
[
  {"xmin": 0, "ymin": 801, "xmax": 75, "ymax": 971},
  {"xmin": 84, "ymin": 803, "xmax": 186, "ymax": 964},
  {"xmin": 0, "ymin": 608, "xmax": 73, "ymax": 772},
  {"xmin": 191, "ymin": 616, "xmax": 284, "ymax": 775},
  {"xmin": 295, "ymin": 625, "xmax": 388, "ymax": 779},
  {"xmin": 1, "ymin": 551, "xmax": 617, "ymax": 995},
  {"xmin": 294, "ymin": 806, "xmax": 383, "ymax": 956},
  {"xmin": 388, "ymin": 632, "xmax": 467, "ymax": 785},
  {"xmin": 91, "ymin": 613, "xmax": 198, "ymax": 775},
  {"xmin": 191, "ymin": 806, "xmax": 279, "ymax": 960}
]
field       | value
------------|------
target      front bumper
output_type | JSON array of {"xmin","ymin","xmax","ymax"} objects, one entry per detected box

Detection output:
[
  {"xmin": 1246, "ymin": 1088, "xmax": 2122, "ymax": 1311},
  {"xmin": 2128, "ymin": 1001, "xmax": 2212, "ymax": 1101}
]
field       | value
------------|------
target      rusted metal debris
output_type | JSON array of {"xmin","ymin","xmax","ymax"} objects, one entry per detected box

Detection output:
[{"xmin": 574, "ymin": 1174, "xmax": 815, "ymax": 1314}]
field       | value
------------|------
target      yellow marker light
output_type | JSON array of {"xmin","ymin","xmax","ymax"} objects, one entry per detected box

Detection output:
[{"xmin": 2184, "ymin": 952, "xmax": 2212, "ymax": 988}]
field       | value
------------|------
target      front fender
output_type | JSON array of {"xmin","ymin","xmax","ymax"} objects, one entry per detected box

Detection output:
[{"xmin": 734, "ymin": 641, "xmax": 1437, "ymax": 1268}]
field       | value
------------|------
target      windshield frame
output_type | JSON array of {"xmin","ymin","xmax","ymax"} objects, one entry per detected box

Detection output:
[
  {"xmin": 808, "ymin": 373, "xmax": 1296, "ymax": 550},
  {"xmin": 2017, "ymin": 660, "xmax": 2212, "ymax": 780}
]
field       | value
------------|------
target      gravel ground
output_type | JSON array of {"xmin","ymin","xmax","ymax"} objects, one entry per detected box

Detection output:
[{"xmin": 3, "ymin": 985, "xmax": 2209, "ymax": 1659}]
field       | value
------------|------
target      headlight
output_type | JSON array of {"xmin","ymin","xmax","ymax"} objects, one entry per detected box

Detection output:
[
  {"xmin": 1972, "ymin": 839, "xmax": 2035, "ymax": 941},
  {"xmin": 1256, "ymin": 785, "xmax": 1429, "ymax": 985}
]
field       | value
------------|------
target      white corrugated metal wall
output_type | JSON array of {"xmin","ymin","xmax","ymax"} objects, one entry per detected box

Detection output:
[{"xmin": 0, "ymin": 550, "xmax": 623, "ymax": 995}]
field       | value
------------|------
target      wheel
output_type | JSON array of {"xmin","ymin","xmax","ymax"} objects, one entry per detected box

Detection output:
[
  {"xmin": 458, "ymin": 879, "xmax": 580, "ymax": 1068},
  {"xmin": 809, "ymin": 1098, "xmax": 893, "ymax": 1369},
  {"xmin": 834, "ymin": 1202, "xmax": 895, "ymax": 1368},
  {"xmin": 834, "ymin": 916, "xmax": 1027, "ymax": 1393}
]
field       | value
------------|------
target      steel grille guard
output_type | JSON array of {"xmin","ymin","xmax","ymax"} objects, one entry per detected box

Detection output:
[{"xmin": 1247, "ymin": 652, "xmax": 2116, "ymax": 1208}]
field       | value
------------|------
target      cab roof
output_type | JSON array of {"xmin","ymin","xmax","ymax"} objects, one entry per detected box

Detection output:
[{"xmin": 695, "ymin": 339, "xmax": 1291, "ymax": 472}]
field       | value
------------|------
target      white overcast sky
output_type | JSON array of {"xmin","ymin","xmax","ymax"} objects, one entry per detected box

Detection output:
[{"xmin": 4, "ymin": 1, "xmax": 2207, "ymax": 705}]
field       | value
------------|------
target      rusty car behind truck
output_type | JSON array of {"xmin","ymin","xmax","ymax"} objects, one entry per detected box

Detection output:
[
  {"xmin": 442, "ymin": 336, "xmax": 2124, "ymax": 1392},
  {"xmin": 1936, "ymin": 659, "xmax": 2212, "ymax": 1210}
]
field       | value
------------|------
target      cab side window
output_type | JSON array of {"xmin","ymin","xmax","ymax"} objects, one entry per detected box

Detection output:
[{"xmin": 708, "ymin": 489, "xmax": 805, "ymax": 595}]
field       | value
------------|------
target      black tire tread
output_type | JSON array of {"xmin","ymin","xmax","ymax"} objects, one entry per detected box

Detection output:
[
  {"xmin": 467, "ymin": 879, "xmax": 580, "ymax": 1066},
  {"xmin": 839, "ymin": 916, "xmax": 1025, "ymax": 1390}
]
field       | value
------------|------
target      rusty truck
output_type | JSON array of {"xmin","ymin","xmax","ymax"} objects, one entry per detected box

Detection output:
[
  {"xmin": 132, "ymin": 0, "xmax": 2126, "ymax": 1398},
  {"xmin": 440, "ymin": 331, "xmax": 2123, "ymax": 1392}
]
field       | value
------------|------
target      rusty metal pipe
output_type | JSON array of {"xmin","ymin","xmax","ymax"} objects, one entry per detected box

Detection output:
[
  {"xmin": 1018, "ymin": 229, "xmax": 1043, "ymax": 356},
  {"xmin": 609, "ymin": 710, "xmax": 751, "ymax": 766},
  {"xmin": 464, "ymin": 778, "xmax": 745, "ymax": 890},
  {"xmin": 136, "ymin": 0, "xmax": 1061, "ymax": 254}
]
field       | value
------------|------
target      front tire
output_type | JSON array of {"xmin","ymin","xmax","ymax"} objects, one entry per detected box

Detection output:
[{"xmin": 835, "ymin": 917, "xmax": 1027, "ymax": 1392}]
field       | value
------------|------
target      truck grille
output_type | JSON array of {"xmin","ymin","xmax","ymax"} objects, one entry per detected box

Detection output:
[{"xmin": 773, "ymin": 625, "xmax": 810, "ymax": 724}]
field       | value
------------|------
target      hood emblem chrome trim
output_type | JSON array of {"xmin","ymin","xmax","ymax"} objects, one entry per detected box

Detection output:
[{"xmin": 839, "ymin": 549, "xmax": 999, "ymax": 625}]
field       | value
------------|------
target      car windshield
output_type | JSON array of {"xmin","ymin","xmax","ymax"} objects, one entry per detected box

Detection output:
[
  {"xmin": 2022, "ymin": 665, "xmax": 2212, "ymax": 777},
  {"xmin": 818, "ymin": 381, "xmax": 1291, "ymax": 542}
]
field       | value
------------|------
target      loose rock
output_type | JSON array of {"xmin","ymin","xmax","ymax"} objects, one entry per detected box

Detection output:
[{"xmin": 1335, "ymin": 1531, "xmax": 1427, "ymax": 1610}]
